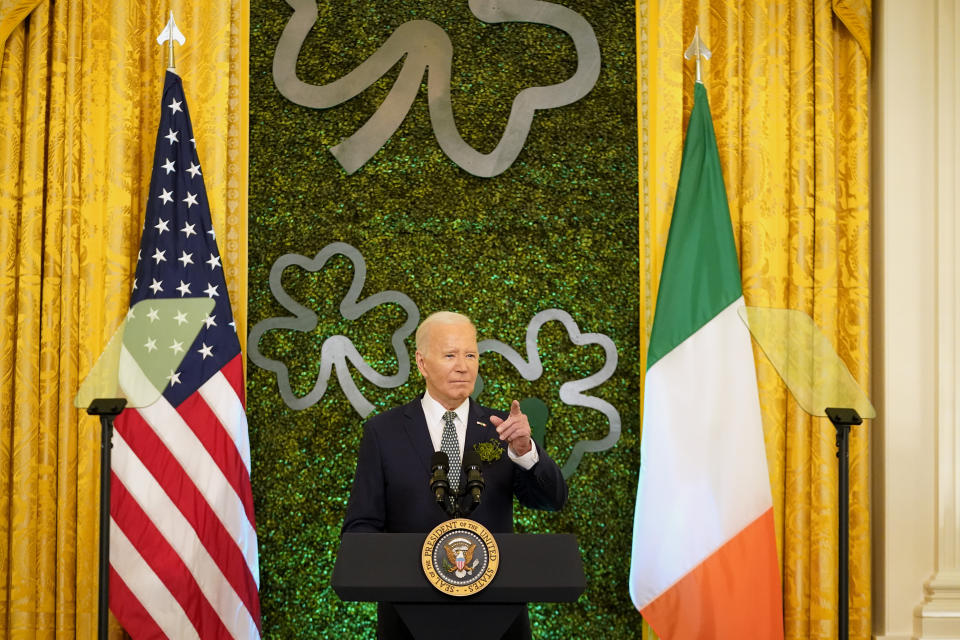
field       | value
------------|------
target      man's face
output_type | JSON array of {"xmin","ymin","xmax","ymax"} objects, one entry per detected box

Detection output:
[{"xmin": 416, "ymin": 322, "xmax": 480, "ymax": 410}]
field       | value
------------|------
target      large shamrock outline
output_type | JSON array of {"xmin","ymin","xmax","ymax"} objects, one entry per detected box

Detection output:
[
  {"xmin": 247, "ymin": 242, "xmax": 419, "ymax": 417},
  {"xmin": 273, "ymin": 0, "xmax": 601, "ymax": 177},
  {"xmin": 478, "ymin": 309, "xmax": 620, "ymax": 477}
]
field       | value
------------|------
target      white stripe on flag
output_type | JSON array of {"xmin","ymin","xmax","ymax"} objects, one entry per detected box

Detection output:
[
  {"xmin": 112, "ymin": 431, "xmax": 261, "ymax": 639},
  {"xmin": 110, "ymin": 517, "xmax": 202, "ymax": 640},
  {"xmin": 630, "ymin": 298, "xmax": 772, "ymax": 607},
  {"xmin": 199, "ymin": 371, "xmax": 253, "ymax": 473}
]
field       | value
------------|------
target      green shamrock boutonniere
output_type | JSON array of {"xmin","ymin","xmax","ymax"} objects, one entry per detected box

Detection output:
[{"xmin": 474, "ymin": 438, "xmax": 505, "ymax": 464}]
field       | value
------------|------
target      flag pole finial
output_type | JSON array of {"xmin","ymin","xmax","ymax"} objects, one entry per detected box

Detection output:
[
  {"xmin": 156, "ymin": 11, "xmax": 186, "ymax": 72},
  {"xmin": 684, "ymin": 26, "xmax": 712, "ymax": 84}
]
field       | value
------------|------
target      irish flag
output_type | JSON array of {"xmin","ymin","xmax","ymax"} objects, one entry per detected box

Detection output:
[{"xmin": 629, "ymin": 81, "xmax": 784, "ymax": 639}]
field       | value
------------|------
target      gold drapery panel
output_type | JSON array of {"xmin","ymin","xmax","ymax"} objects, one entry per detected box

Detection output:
[
  {"xmin": 0, "ymin": 1, "xmax": 247, "ymax": 637},
  {"xmin": 637, "ymin": 1, "xmax": 871, "ymax": 639}
]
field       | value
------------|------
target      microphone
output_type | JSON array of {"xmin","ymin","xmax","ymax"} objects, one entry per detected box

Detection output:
[
  {"xmin": 461, "ymin": 449, "xmax": 485, "ymax": 515},
  {"xmin": 430, "ymin": 451, "xmax": 451, "ymax": 513}
]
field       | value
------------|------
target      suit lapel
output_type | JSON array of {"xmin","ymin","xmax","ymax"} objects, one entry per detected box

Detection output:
[
  {"xmin": 402, "ymin": 397, "xmax": 434, "ymax": 476},
  {"xmin": 464, "ymin": 399, "xmax": 494, "ymax": 457}
]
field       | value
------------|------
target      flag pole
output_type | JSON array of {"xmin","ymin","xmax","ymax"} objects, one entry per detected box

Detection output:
[
  {"xmin": 157, "ymin": 11, "xmax": 185, "ymax": 73},
  {"xmin": 90, "ymin": 18, "xmax": 188, "ymax": 640},
  {"xmin": 683, "ymin": 26, "xmax": 712, "ymax": 84}
]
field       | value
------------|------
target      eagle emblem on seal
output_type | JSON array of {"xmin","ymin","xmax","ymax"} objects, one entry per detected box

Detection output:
[{"xmin": 443, "ymin": 539, "xmax": 479, "ymax": 578}]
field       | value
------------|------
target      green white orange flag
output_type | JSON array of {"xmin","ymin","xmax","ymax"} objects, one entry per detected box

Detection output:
[{"xmin": 629, "ymin": 82, "xmax": 784, "ymax": 639}]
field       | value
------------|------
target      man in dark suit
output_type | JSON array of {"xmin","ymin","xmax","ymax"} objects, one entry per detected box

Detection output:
[{"xmin": 342, "ymin": 311, "xmax": 568, "ymax": 639}]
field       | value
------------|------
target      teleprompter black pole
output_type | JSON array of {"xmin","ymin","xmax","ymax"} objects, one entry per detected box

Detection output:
[
  {"xmin": 825, "ymin": 408, "xmax": 862, "ymax": 640},
  {"xmin": 87, "ymin": 398, "xmax": 127, "ymax": 640}
]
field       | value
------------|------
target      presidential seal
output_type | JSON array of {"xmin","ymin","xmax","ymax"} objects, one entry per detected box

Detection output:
[{"xmin": 421, "ymin": 518, "xmax": 499, "ymax": 596}]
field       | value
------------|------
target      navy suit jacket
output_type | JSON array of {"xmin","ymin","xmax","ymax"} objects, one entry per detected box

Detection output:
[{"xmin": 342, "ymin": 396, "xmax": 568, "ymax": 534}]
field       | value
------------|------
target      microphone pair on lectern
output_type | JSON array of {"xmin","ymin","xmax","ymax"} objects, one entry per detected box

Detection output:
[
  {"xmin": 462, "ymin": 450, "xmax": 484, "ymax": 511},
  {"xmin": 430, "ymin": 450, "xmax": 484, "ymax": 516},
  {"xmin": 430, "ymin": 451, "xmax": 451, "ymax": 509}
]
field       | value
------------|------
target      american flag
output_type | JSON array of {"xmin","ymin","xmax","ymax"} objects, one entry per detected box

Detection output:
[{"xmin": 110, "ymin": 70, "xmax": 261, "ymax": 639}]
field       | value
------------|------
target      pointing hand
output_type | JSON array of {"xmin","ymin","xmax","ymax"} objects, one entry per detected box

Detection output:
[{"xmin": 488, "ymin": 400, "xmax": 532, "ymax": 456}]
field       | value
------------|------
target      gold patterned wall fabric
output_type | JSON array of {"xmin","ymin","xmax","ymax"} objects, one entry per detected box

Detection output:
[
  {"xmin": 0, "ymin": 1, "xmax": 247, "ymax": 637},
  {"xmin": 637, "ymin": 1, "xmax": 871, "ymax": 639}
]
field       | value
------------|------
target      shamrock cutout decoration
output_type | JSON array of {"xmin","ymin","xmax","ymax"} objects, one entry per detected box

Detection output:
[
  {"xmin": 248, "ymin": 242, "xmax": 419, "ymax": 417},
  {"xmin": 272, "ymin": 0, "xmax": 601, "ymax": 176},
  {"xmin": 477, "ymin": 308, "xmax": 620, "ymax": 478}
]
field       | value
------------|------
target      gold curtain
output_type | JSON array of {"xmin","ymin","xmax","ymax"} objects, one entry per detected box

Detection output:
[
  {"xmin": 637, "ymin": 1, "xmax": 871, "ymax": 639},
  {"xmin": 0, "ymin": 0, "xmax": 247, "ymax": 637}
]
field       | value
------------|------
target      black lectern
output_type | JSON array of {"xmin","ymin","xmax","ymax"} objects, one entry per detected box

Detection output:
[{"xmin": 333, "ymin": 532, "xmax": 585, "ymax": 640}]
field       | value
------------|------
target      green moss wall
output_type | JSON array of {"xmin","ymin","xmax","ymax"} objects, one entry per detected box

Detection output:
[{"xmin": 249, "ymin": 1, "xmax": 641, "ymax": 636}]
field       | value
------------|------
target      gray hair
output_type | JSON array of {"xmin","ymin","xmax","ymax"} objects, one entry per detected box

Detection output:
[{"xmin": 415, "ymin": 311, "xmax": 476, "ymax": 354}]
